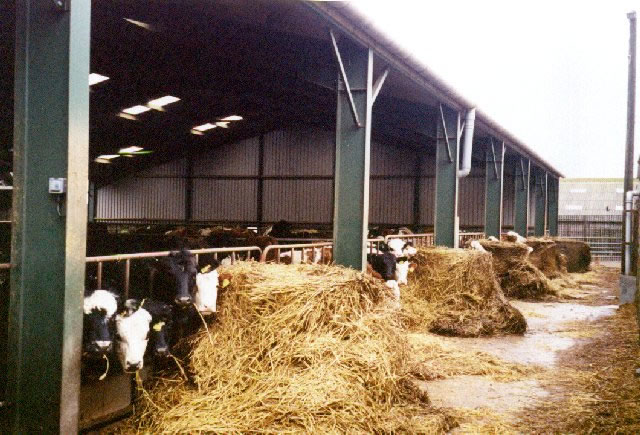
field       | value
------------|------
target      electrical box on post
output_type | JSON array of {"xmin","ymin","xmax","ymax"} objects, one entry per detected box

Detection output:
[{"xmin": 48, "ymin": 178, "xmax": 67, "ymax": 194}]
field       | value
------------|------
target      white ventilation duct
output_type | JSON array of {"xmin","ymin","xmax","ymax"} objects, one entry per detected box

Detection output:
[
  {"xmin": 624, "ymin": 189, "xmax": 640, "ymax": 275},
  {"xmin": 458, "ymin": 108, "xmax": 476, "ymax": 178}
]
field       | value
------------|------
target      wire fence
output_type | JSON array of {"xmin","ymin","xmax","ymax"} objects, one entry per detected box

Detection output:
[{"xmin": 558, "ymin": 215, "xmax": 622, "ymax": 262}]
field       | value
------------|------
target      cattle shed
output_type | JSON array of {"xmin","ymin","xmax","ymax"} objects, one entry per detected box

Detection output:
[{"xmin": 0, "ymin": 0, "xmax": 562, "ymax": 432}]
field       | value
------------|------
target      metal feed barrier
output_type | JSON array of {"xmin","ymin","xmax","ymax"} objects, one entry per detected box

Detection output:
[
  {"xmin": 86, "ymin": 246, "xmax": 262, "ymax": 298},
  {"xmin": 458, "ymin": 232, "xmax": 485, "ymax": 245},
  {"xmin": 383, "ymin": 233, "xmax": 435, "ymax": 247},
  {"xmin": 260, "ymin": 242, "xmax": 333, "ymax": 264}
]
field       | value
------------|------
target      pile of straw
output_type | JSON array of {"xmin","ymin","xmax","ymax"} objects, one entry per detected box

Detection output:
[
  {"xmin": 479, "ymin": 240, "xmax": 557, "ymax": 299},
  {"xmin": 403, "ymin": 247, "xmax": 527, "ymax": 337},
  {"xmin": 129, "ymin": 263, "xmax": 453, "ymax": 433},
  {"xmin": 525, "ymin": 238, "xmax": 568, "ymax": 279}
]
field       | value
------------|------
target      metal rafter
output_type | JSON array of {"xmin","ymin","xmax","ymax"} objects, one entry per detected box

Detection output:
[
  {"xmin": 439, "ymin": 103, "xmax": 453, "ymax": 163},
  {"xmin": 329, "ymin": 29, "xmax": 362, "ymax": 128},
  {"xmin": 371, "ymin": 67, "xmax": 389, "ymax": 104}
]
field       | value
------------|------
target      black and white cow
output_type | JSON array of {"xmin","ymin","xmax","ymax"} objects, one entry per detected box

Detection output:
[
  {"xmin": 115, "ymin": 301, "xmax": 153, "ymax": 372},
  {"xmin": 124, "ymin": 298, "xmax": 174, "ymax": 359},
  {"xmin": 367, "ymin": 251, "xmax": 401, "ymax": 305},
  {"xmin": 83, "ymin": 289, "xmax": 119, "ymax": 355},
  {"xmin": 150, "ymin": 249, "xmax": 199, "ymax": 307}
]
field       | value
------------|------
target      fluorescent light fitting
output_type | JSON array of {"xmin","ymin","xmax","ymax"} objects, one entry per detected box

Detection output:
[
  {"xmin": 219, "ymin": 115, "xmax": 243, "ymax": 121},
  {"xmin": 193, "ymin": 123, "xmax": 217, "ymax": 132},
  {"xmin": 122, "ymin": 105, "xmax": 151, "ymax": 115},
  {"xmin": 97, "ymin": 154, "xmax": 120, "ymax": 160},
  {"xmin": 89, "ymin": 73, "xmax": 110, "ymax": 86},
  {"xmin": 117, "ymin": 112, "xmax": 138, "ymax": 121},
  {"xmin": 147, "ymin": 95, "xmax": 180, "ymax": 110},
  {"xmin": 94, "ymin": 158, "xmax": 112, "ymax": 164},
  {"xmin": 215, "ymin": 121, "xmax": 230, "ymax": 129},
  {"xmin": 119, "ymin": 146, "xmax": 144, "ymax": 154},
  {"xmin": 124, "ymin": 18, "xmax": 156, "ymax": 31}
]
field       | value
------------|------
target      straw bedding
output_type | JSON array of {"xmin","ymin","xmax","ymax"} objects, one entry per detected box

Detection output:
[
  {"xmin": 403, "ymin": 247, "xmax": 527, "ymax": 337},
  {"xmin": 525, "ymin": 238, "xmax": 567, "ymax": 279},
  {"xmin": 479, "ymin": 240, "xmax": 558, "ymax": 299},
  {"xmin": 128, "ymin": 263, "xmax": 453, "ymax": 433}
]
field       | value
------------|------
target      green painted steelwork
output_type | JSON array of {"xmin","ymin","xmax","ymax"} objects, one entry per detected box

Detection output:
[
  {"xmin": 484, "ymin": 140, "xmax": 505, "ymax": 238},
  {"xmin": 534, "ymin": 169, "xmax": 547, "ymax": 236},
  {"xmin": 8, "ymin": 1, "xmax": 90, "ymax": 432},
  {"xmin": 434, "ymin": 105, "xmax": 459, "ymax": 247},
  {"xmin": 514, "ymin": 157, "xmax": 530, "ymax": 236},
  {"xmin": 332, "ymin": 38, "xmax": 373, "ymax": 271},
  {"xmin": 547, "ymin": 176, "xmax": 559, "ymax": 236}
]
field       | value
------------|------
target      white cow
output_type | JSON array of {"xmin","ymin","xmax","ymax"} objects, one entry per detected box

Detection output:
[
  {"xmin": 470, "ymin": 240, "xmax": 488, "ymax": 253},
  {"xmin": 115, "ymin": 306, "xmax": 152, "ymax": 372}
]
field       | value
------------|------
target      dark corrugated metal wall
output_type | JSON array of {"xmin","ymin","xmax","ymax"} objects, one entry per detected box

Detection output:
[{"xmin": 96, "ymin": 126, "xmax": 490, "ymax": 228}]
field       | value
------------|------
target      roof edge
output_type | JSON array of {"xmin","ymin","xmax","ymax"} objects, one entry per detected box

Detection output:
[{"xmin": 305, "ymin": 1, "xmax": 564, "ymax": 178}]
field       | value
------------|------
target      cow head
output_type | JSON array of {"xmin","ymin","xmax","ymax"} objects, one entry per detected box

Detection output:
[
  {"xmin": 395, "ymin": 257, "xmax": 411, "ymax": 286},
  {"xmin": 115, "ymin": 304, "xmax": 152, "ymax": 372},
  {"xmin": 139, "ymin": 299, "xmax": 173, "ymax": 358},
  {"xmin": 195, "ymin": 260, "xmax": 226, "ymax": 315},
  {"xmin": 386, "ymin": 239, "xmax": 417, "ymax": 258},
  {"xmin": 165, "ymin": 249, "xmax": 198, "ymax": 307},
  {"xmin": 83, "ymin": 290, "xmax": 118, "ymax": 355}
]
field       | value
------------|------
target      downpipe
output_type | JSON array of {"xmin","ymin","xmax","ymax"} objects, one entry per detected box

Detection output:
[
  {"xmin": 458, "ymin": 108, "xmax": 476, "ymax": 178},
  {"xmin": 624, "ymin": 189, "xmax": 640, "ymax": 275}
]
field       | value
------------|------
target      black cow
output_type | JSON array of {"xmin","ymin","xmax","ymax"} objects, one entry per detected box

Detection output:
[{"xmin": 150, "ymin": 249, "xmax": 198, "ymax": 307}]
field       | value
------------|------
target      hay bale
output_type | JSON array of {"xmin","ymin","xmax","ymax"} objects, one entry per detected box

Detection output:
[
  {"xmin": 552, "ymin": 238, "xmax": 591, "ymax": 272},
  {"xmin": 479, "ymin": 240, "xmax": 557, "ymax": 299},
  {"xmin": 525, "ymin": 238, "xmax": 568, "ymax": 279},
  {"xmin": 404, "ymin": 247, "xmax": 526, "ymax": 337},
  {"xmin": 129, "ymin": 263, "xmax": 452, "ymax": 433}
]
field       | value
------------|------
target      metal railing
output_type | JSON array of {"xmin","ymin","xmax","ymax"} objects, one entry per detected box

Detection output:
[
  {"xmin": 458, "ymin": 232, "xmax": 485, "ymax": 245},
  {"xmin": 383, "ymin": 233, "xmax": 435, "ymax": 247},
  {"xmin": 86, "ymin": 246, "xmax": 262, "ymax": 298},
  {"xmin": 260, "ymin": 242, "xmax": 333, "ymax": 264}
]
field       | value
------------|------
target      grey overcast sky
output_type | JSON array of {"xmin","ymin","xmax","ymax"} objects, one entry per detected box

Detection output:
[{"xmin": 350, "ymin": 0, "xmax": 639, "ymax": 179}]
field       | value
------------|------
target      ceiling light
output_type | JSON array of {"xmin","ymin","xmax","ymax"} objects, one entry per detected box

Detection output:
[
  {"xmin": 219, "ymin": 115, "xmax": 243, "ymax": 121},
  {"xmin": 215, "ymin": 121, "xmax": 230, "ymax": 129},
  {"xmin": 119, "ymin": 146, "xmax": 144, "ymax": 154},
  {"xmin": 89, "ymin": 73, "xmax": 109, "ymax": 86},
  {"xmin": 122, "ymin": 105, "xmax": 151, "ymax": 115},
  {"xmin": 117, "ymin": 112, "xmax": 138, "ymax": 121},
  {"xmin": 192, "ymin": 123, "xmax": 217, "ymax": 132},
  {"xmin": 97, "ymin": 154, "xmax": 120, "ymax": 160},
  {"xmin": 94, "ymin": 158, "xmax": 112, "ymax": 164},
  {"xmin": 124, "ymin": 18, "xmax": 156, "ymax": 31},
  {"xmin": 147, "ymin": 95, "xmax": 180, "ymax": 110}
]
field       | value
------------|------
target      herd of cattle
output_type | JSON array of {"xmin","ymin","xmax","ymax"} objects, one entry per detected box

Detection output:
[{"xmin": 82, "ymin": 224, "xmax": 421, "ymax": 381}]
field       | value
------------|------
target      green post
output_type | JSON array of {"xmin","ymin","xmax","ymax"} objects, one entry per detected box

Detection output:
[
  {"xmin": 434, "ymin": 105, "xmax": 459, "ymax": 247},
  {"xmin": 548, "ymin": 176, "xmax": 559, "ymax": 236},
  {"xmin": 8, "ymin": 0, "xmax": 90, "ymax": 432},
  {"xmin": 534, "ymin": 169, "xmax": 547, "ymax": 236},
  {"xmin": 514, "ymin": 157, "xmax": 530, "ymax": 236},
  {"xmin": 484, "ymin": 140, "xmax": 505, "ymax": 238},
  {"xmin": 332, "ymin": 39, "xmax": 373, "ymax": 271}
]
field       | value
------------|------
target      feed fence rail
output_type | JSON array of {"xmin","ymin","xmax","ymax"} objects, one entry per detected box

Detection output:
[{"xmin": 260, "ymin": 242, "xmax": 334, "ymax": 264}]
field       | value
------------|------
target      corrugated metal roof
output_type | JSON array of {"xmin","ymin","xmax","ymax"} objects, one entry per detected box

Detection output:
[{"xmin": 305, "ymin": 2, "xmax": 563, "ymax": 179}]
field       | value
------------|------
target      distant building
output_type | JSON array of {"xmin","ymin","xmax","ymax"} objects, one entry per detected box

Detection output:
[{"xmin": 559, "ymin": 178, "xmax": 639, "ymax": 216}]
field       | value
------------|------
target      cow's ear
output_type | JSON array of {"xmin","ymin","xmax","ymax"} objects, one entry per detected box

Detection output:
[{"xmin": 219, "ymin": 273, "xmax": 233, "ymax": 288}]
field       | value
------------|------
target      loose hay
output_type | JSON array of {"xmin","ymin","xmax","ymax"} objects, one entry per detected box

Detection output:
[
  {"xmin": 403, "ymin": 247, "xmax": 527, "ymax": 337},
  {"xmin": 525, "ymin": 237, "xmax": 567, "ymax": 279},
  {"xmin": 126, "ymin": 263, "xmax": 453, "ymax": 433},
  {"xmin": 552, "ymin": 238, "xmax": 591, "ymax": 273},
  {"xmin": 480, "ymin": 240, "xmax": 558, "ymax": 299}
]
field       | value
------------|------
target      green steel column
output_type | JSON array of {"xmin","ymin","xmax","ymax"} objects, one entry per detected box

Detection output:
[
  {"xmin": 434, "ymin": 105, "xmax": 459, "ymax": 247},
  {"xmin": 548, "ymin": 176, "xmax": 559, "ymax": 236},
  {"xmin": 484, "ymin": 140, "xmax": 505, "ymax": 238},
  {"xmin": 514, "ymin": 157, "xmax": 530, "ymax": 236},
  {"xmin": 332, "ymin": 41, "xmax": 373, "ymax": 270},
  {"xmin": 534, "ymin": 170, "xmax": 547, "ymax": 236},
  {"xmin": 8, "ymin": 0, "xmax": 90, "ymax": 432}
]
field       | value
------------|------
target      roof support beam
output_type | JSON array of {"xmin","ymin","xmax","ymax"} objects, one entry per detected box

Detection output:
[
  {"xmin": 547, "ymin": 175, "xmax": 559, "ymax": 237},
  {"xmin": 371, "ymin": 67, "xmax": 389, "ymax": 104},
  {"xmin": 330, "ymin": 29, "xmax": 362, "ymax": 128},
  {"xmin": 7, "ymin": 0, "xmax": 90, "ymax": 432},
  {"xmin": 332, "ymin": 39, "xmax": 373, "ymax": 270},
  {"xmin": 534, "ymin": 168, "xmax": 548, "ymax": 236},
  {"xmin": 514, "ymin": 157, "xmax": 530, "ymax": 236},
  {"xmin": 484, "ymin": 139, "xmax": 505, "ymax": 238},
  {"xmin": 434, "ymin": 104, "xmax": 460, "ymax": 247}
]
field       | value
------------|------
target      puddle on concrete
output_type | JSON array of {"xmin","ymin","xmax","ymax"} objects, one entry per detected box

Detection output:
[
  {"xmin": 445, "ymin": 302, "xmax": 618, "ymax": 367},
  {"xmin": 421, "ymin": 376, "xmax": 548, "ymax": 413}
]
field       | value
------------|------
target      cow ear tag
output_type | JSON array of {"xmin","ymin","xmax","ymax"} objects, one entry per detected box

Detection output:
[
  {"xmin": 222, "ymin": 279, "xmax": 230, "ymax": 288},
  {"xmin": 201, "ymin": 264, "xmax": 212, "ymax": 274},
  {"xmin": 153, "ymin": 321, "xmax": 165, "ymax": 332}
]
